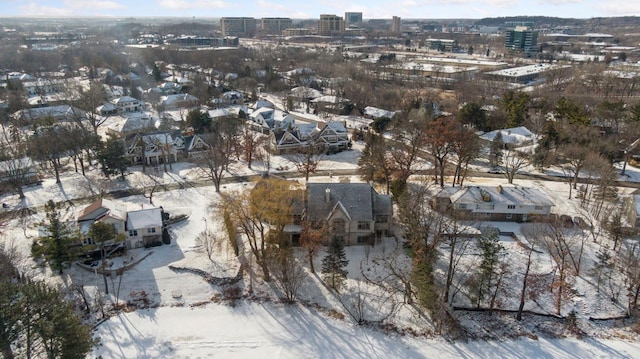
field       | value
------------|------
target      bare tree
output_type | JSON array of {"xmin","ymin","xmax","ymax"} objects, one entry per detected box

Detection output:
[
  {"xmin": 337, "ymin": 279, "xmax": 400, "ymax": 325},
  {"xmin": 197, "ymin": 132, "xmax": 230, "ymax": 193},
  {"xmin": 502, "ymin": 149, "xmax": 529, "ymax": 184},
  {"xmin": 361, "ymin": 241, "xmax": 415, "ymax": 305},
  {"xmin": 526, "ymin": 221, "xmax": 577, "ymax": 315},
  {"xmin": 299, "ymin": 219, "xmax": 327, "ymax": 274},
  {"xmin": 268, "ymin": 248, "xmax": 307, "ymax": 303},
  {"xmin": 285, "ymin": 139, "xmax": 324, "ymax": 182},
  {"xmin": 197, "ymin": 223, "xmax": 218, "ymax": 262}
]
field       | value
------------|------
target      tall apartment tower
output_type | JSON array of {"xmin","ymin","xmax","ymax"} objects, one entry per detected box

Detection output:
[
  {"xmin": 260, "ymin": 17, "xmax": 293, "ymax": 35},
  {"xmin": 391, "ymin": 16, "xmax": 401, "ymax": 33},
  {"xmin": 504, "ymin": 26, "xmax": 538, "ymax": 57},
  {"xmin": 220, "ymin": 17, "xmax": 256, "ymax": 37},
  {"xmin": 317, "ymin": 14, "xmax": 345, "ymax": 36},
  {"xmin": 345, "ymin": 12, "xmax": 363, "ymax": 27}
]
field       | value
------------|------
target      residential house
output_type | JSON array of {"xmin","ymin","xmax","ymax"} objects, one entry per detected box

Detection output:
[
  {"xmin": 0, "ymin": 157, "xmax": 39, "ymax": 187},
  {"xmin": 13, "ymin": 105, "xmax": 86, "ymax": 126},
  {"xmin": 104, "ymin": 113, "xmax": 156, "ymax": 138},
  {"xmin": 96, "ymin": 102, "xmax": 118, "ymax": 116},
  {"xmin": 174, "ymin": 134, "xmax": 209, "ymax": 159},
  {"xmin": 316, "ymin": 121, "xmax": 351, "ymax": 153},
  {"xmin": 113, "ymin": 96, "xmax": 143, "ymax": 114},
  {"xmin": 290, "ymin": 183, "xmax": 393, "ymax": 246},
  {"xmin": 77, "ymin": 199, "xmax": 127, "ymax": 246},
  {"xmin": 126, "ymin": 132, "xmax": 178, "ymax": 166},
  {"xmin": 160, "ymin": 93, "xmax": 199, "ymax": 111},
  {"xmin": 479, "ymin": 126, "xmax": 534, "ymax": 148},
  {"xmin": 432, "ymin": 185, "xmax": 554, "ymax": 222},
  {"xmin": 126, "ymin": 207, "xmax": 164, "ymax": 248}
]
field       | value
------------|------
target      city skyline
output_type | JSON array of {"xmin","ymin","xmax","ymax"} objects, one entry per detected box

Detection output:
[{"xmin": 0, "ymin": 0, "xmax": 639, "ymax": 20}]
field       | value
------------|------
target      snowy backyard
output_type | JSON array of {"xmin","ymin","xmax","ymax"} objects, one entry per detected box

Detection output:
[{"xmin": 3, "ymin": 126, "xmax": 640, "ymax": 358}]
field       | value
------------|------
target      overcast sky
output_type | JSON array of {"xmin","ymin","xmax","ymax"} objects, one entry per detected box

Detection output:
[{"xmin": 0, "ymin": 0, "xmax": 639, "ymax": 19}]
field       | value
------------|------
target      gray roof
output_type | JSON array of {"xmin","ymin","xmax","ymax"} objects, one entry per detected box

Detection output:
[
  {"xmin": 447, "ymin": 185, "xmax": 554, "ymax": 208},
  {"xmin": 306, "ymin": 183, "xmax": 391, "ymax": 222},
  {"xmin": 127, "ymin": 208, "xmax": 163, "ymax": 230}
]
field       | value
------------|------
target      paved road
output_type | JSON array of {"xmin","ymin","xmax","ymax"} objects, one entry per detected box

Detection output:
[{"xmin": 3, "ymin": 166, "xmax": 639, "ymax": 222}]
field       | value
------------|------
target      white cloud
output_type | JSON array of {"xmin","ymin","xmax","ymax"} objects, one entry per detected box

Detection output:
[
  {"xmin": 256, "ymin": 0, "xmax": 290, "ymax": 13},
  {"xmin": 538, "ymin": 0, "xmax": 582, "ymax": 4},
  {"xmin": 18, "ymin": 2, "xmax": 73, "ymax": 16},
  {"xmin": 596, "ymin": 1, "xmax": 640, "ymax": 15},
  {"xmin": 158, "ymin": 0, "xmax": 230, "ymax": 10},
  {"xmin": 64, "ymin": 0, "xmax": 125, "ymax": 10}
]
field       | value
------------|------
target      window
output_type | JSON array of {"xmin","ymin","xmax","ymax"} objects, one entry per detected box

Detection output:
[
  {"xmin": 357, "ymin": 221, "xmax": 370, "ymax": 230},
  {"xmin": 458, "ymin": 204, "xmax": 467, "ymax": 209},
  {"xmin": 147, "ymin": 227, "xmax": 156, "ymax": 234},
  {"xmin": 507, "ymin": 205, "xmax": 516, "ymax": 209},
  {"xmin": 534, "ymin": 206, "xmax": 544, "ymax": 210},
  {"xmin": 332, "ymin": 218, "xmax": 346, "ymax": 233},
  {"xmin": 129, "ymin": 230, "xmax": 138, "ymax": 237},
  {"xmin": 506, "ymin": 213, "xmax": 513, "ymax": 219},
  {"xmin": 357, "ymin": 236, "xmax": 369, "ymax": 244}
]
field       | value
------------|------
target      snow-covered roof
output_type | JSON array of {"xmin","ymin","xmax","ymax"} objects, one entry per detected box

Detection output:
[
  {"xmin": 449, "ymin": 185, "xmax": 554, "ymax": 208},
  {"xmin": 113, "ymin": 96, "xmax": 140, "ymax": 104},
  {"xmin": 290, "ymin": 87, "xmax": 322, "ymax": 99},
  {"xmin": 480, "ymin": 126, "xmax": 533, "ymax": 145},
  {"xmin": 363, "ymin": 106, "xmax": 396, "ymax": 119},
  {"xmin": 127, "ymin": 207, "xmax": 163, "ymax": 230}
]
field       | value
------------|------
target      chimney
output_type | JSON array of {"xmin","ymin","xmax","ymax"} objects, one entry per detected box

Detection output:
[
  {"xmin": 325, "ymin": 188, "xmax": 331, "ymax": 203},
  {"xmin": 497, "ymin": 185, "xmax": 503, "ymax": 194}
]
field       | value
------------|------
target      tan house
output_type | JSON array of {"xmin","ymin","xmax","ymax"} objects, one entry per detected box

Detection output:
[
  {"xmin": 294, "ymin": 183, "xmax": 393, "ymax": 246},
  {"xmin": 77, "ymin": 199, "xmax": 127, "ymax": 246}
]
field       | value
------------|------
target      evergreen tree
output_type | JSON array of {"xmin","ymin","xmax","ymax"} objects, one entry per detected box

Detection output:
[
  {"xmin": 186, "ymin": 108, "xmax": 212, "ymax": 134},
  {"xmin": 473, "ymin": 229, "xmax": 505, "ymax": 308},
  {"xmin": 98, "ymin": 133, "xmax": 129, "ymax": 180},
  {"xmin": 152, "ymin": 63, "xmax": 163, "ymax": 82},
  {"xmin": 321, "ymin": 237, "xmax": 349, "ymax": 291},
  {"xmin": 32, "ymin": 200, "xmax": 78, "ymax": 275},
  {"xmin": 0, "ymin": 280, "xmax": 95, "ymax": 358},
  {"xmin": 489, "ymin": 131, "xmax": 504, "ymax": 168}
]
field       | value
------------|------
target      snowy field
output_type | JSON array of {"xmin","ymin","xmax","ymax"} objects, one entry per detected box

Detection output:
[{"xmin": 3, "ymin": 127, "xmax": 640, "ymax": 358}]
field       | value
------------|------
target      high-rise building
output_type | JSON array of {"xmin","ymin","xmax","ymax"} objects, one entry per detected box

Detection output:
[
  {"xmin": 220, "ymin": 17, "xmax": 256, "ymax": 37},
  {"xmin": 260, "ymin": 17, "xmax": 293, "ymax": 35},
  {"xmin": 345, "ymin": 12, "xmax": 363, "ymax": 27},
  {"xmin": 504, "ymin": 26, "xmax": 538, "ymax": 57},
  {"xmin": 391, "ymin": 16, "xmax": 401, "ymax": 33},
  {"xmin": 317, "ymin": 14, "xmax": 345, "ymax": 36}
]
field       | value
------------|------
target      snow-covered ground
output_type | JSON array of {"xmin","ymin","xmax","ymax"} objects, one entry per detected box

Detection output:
[{"xmin": 4, "ymin": 123, "xmax": 640, "ymax": 357}]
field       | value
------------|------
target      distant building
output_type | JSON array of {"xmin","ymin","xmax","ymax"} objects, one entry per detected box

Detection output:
[
  {"xmin": 282, "ymin": 28, "xmax": 311, "ymax": 37},
  {"xmin": 260, "ymin": 17, "xmax": 292, "ymax": 35},
  {"xmin": 345, "ymin": 12, "xmax": 363, "ymax": 27},
  {"xmin": 391, "ymin": 16, "xmax": 401, "ymax": 33},
  {"xmin": 317, "ymin": 14, "xmax": 345, "ymax": 36},
  {"xmin": 424, "ymin": 38, "xmax": 458, "ymax": 52},
  {"xmin": 504, "ymin": 26, "xmax": 538, "ymax": 57},
  {"xmin": 220, "ymin": 17, "xmax": 256, "ymax": 37}
]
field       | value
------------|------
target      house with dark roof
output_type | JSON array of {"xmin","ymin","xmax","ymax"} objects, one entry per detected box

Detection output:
[
  {"xmin": 291, "ymin": 183, "xmax": 393, "ymax": 246},
  {"xmin": 433, "ymin": 185, "xmax": 554, "ymax": 222}
]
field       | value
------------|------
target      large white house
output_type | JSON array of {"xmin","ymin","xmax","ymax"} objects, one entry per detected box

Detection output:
[{"xmin": 433, "ymin": 185, "xmax": 554, "ymax": 222}]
